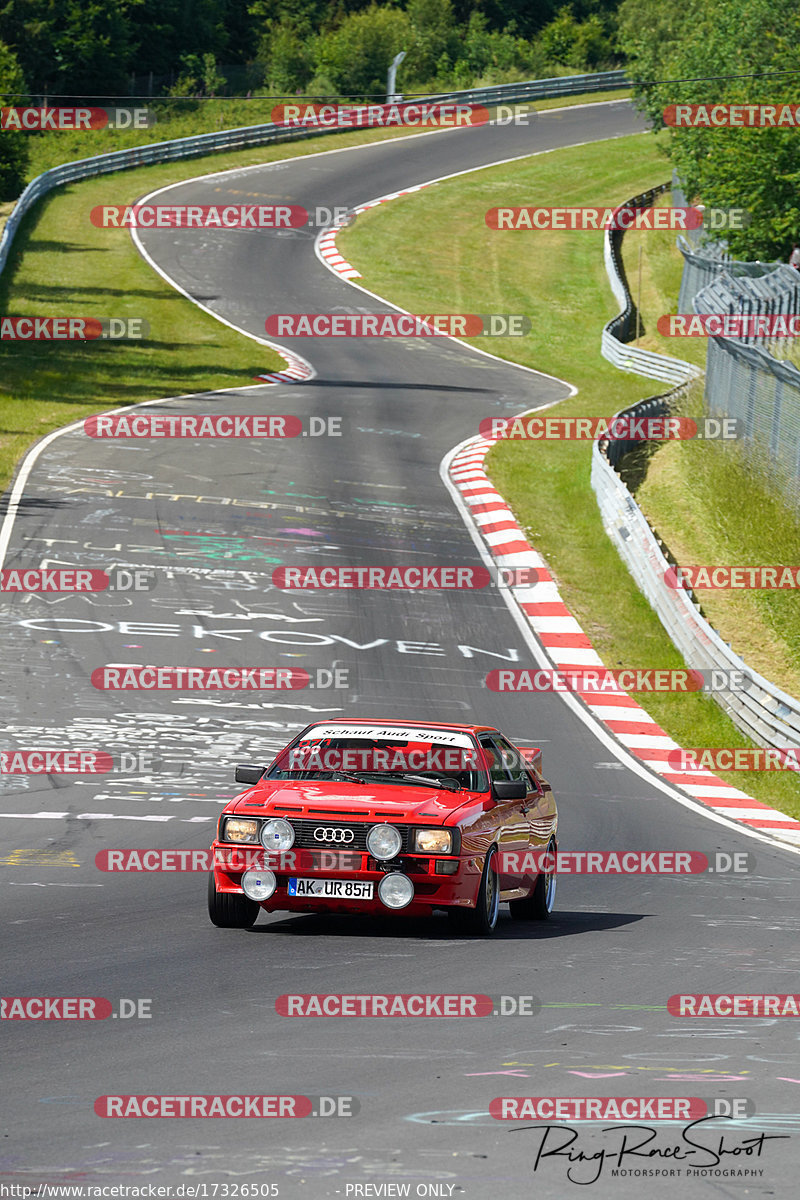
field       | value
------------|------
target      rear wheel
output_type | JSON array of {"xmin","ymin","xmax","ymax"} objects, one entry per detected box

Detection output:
[
  {"xmin": 509, "ymin": 841, "xmax": 557, "ymax": 921},
  {"xmin": 207, "ymin": 872, "xmax": 259, "ymax": 928},
  {"xmin": 448, "ymin": 847, "xmax": 500, "ymax": 936}
]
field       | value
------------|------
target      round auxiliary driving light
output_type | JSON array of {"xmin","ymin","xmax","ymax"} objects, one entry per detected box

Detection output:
[
  {"xmin": 366, "ymin": 823, "xmax": 403, "ymax": 861},
  {"xmin": 260, "ymin": 818, "xmax": 295, "ymax": 851},
  {"xmin": 378, "ymin": 872, "xmax": 414, "ymax": 910},
  {"xmin": 241, "ymin": 868, "xmax": 277, "ymax": 901}
]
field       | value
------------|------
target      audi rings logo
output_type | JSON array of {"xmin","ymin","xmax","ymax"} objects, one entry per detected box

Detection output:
[{"xmin": 313, "ymin": 827, "xmax": 355, "ymax": 844}]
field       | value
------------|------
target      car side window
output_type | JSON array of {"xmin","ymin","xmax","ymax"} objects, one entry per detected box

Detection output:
[
  {"xmin": 478, "ymin": 735, "xmax": 511, "ymax": 785},
  {"xmin": 493, "ymin": 735, "xmax": 540, "ymax": 791}
]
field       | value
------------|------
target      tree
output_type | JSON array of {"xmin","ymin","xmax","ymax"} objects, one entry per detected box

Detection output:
[
  {"xmin": 477, "ymin": 0, "xmax": 558, "ymax": 40},
  {"xmin": 170, "ymin": 52, "xmax": 227, "ymax": 96},
  {"xmin": 129, "ymin": 0, "xmax": 230, "ymax": 79},
  {"xmin": 314, "ymin": 4, "xmax": 412, "ymax": 98},
  {"xmin": 618, "ymin": 0, "xmax": 800, "ymax": 258},
  {"xmin": 538, "ymin": 6, "xmax": 615, "ymax": 70},
  {"xmin": 259, "ymin": 16, "xmax": 314, "ymax": 92},
  {"xmin": 0, "ymin": 0, "xmax": 136, "ymax": 96},
  {"xmin": 0, "ymin": 0, "xmax": 56, "ymax": 97},
  {"xmin": 53, "ymin": 1, "xmax": 136, "ymax": 95},
  {"xmin": 0, "ymin": 39, "xmax": 28, "ymax": 199},
  {"xmin": 405, "ymin": 0, "xmax": 459, "ymax": 84}
]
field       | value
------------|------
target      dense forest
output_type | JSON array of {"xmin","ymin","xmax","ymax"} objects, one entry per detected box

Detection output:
[
  {"xmin": 619, "ymin": 0, "xmax": 800, "ymax": 259},
  {"xmin": 0, "ymin": 0, "xmax": 622, "ymax": 100}
]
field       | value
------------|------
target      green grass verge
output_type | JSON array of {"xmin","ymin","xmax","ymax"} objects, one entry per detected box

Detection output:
[
  {"xmin": 0, "ymin": 156, "xmax": 282, "ymax": 495},
  {"xmin": 339, "ymin": 130, "xmax": 800, "ymax": 816}
]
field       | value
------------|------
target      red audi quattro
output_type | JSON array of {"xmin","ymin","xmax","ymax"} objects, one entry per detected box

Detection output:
[{"xmin": 208, "ymin": 719, "xmax": 558, "ymax": 936}]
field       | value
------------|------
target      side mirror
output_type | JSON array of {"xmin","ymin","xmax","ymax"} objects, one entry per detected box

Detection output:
[
  {"xmin": 235, "ymin": 764, "xmax": 265, "ymax": 785},
  {"xmin": 493, "ymin": 779, "xmax": 527, "ymax": 801}
]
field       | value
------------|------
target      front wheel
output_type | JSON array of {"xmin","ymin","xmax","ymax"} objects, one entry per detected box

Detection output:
[
  {"xmin": 448, "ymin": 847, "xmax": 500, "ymax": 936},
  {"xmin": 207, "ymin": 872, "xmax": 259, "ymax": 928},
  {"xmin": 509, "ymin": 841, "xmax": 556, "ymax": 921}
]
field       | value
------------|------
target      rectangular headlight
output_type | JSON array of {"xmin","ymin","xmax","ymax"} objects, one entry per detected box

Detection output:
[
  {"xmin": 221, "ymin": 817, "xmax": 259, "ymax": 843},
  {"xmin": 414, "ymin": 828, "xmax": 453, "ymax": 854}
]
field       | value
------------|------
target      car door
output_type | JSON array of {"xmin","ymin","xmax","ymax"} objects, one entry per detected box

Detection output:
[
  {"xmin": 492, "ymin": 733, "xmax": 556, "ymax": 883},
  {"xmin": 478, "ymin": 733, "xmax": 531, "ymax": 897}
]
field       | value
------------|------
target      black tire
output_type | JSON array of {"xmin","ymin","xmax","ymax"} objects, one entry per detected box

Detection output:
[
  {"xmin": 448, "ymin": 847, "xmax": 500, "ymax": 936},
  {"xmin": 207, "ymin": 872, "xmax": 259, "ymax": 928},
  {"xmin": 509, "ymin": 841, "xmax": 557, "ymax": 921}
]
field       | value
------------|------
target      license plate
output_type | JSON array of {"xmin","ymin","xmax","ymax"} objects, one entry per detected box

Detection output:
[{"xmin": 288, "ymin": 877, "xmax": 373, "ymax": 900}]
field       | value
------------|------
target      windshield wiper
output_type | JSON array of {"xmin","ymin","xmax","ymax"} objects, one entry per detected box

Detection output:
[
  {"xmin": 402, "ymin": 773, "xmax": 462, "ymax": 792},
  {"xmin": 356, "ymin": 771, "xmax": 462, "ymax": 792},
  {"xmin": 275, "ymin": 769, "xmax": 367, "ymax": 785}
]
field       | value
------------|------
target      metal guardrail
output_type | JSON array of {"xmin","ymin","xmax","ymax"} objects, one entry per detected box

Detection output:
[
  {"xmin": 423, "ymin": 69, "xmax": 628, "ymax": 106},
  {"xmin": 600, "ymin": 183, "xmax": 701, "ymax": 385},
  {"xmin": 676, "ymin": 234, "xmax": 778, "ymax": 314},
  {"xmin": 691, "ymin": 265, "xmax": 800, "ymax": 512},
  {"xmin": 0, "ymin": 121, "xmax": 317, "ymax": 278},
  {"xmin": 593, "ymin": 191, "xmax": 800, "ymax": 748},
  {"xmin": 673, "ymin": 179, "xmax": 800, "ymax": 509},
  {"xmin": 592, "ymin": 424, "xmax": 800, "ymax": 747},
  {"xmin": 0, "ymin": 70, "xmax": 630, "ymax": 281},
  {"xmin": 694, "ymin": 264, "xmax": 800, "ymax": 346}
]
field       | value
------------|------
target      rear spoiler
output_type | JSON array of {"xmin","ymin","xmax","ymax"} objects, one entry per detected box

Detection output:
[{"xmin": 518, "ymin": 745, "xmax": 542, "ymax": 775}]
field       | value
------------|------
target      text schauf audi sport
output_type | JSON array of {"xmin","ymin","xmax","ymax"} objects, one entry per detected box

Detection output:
[
  {"xmin": 666, "ymin": 565, "xmax": 800, "ymax": 589},
  {"xmin": 91, "ymin": 667, "xmax": 309, "ymax": 690},
  {"xmin": 84, "ymin": 415, "xmax": 302, "ymax": 438},
  {"xmin": 481, "ymin": 415, "xmax": 739, "ymax": 440},
  {"xmin": 265, "ymin": 314, "xmax": 530, "ymax": 337},
  {"xmin": 664, "ymin": 103, "xmax": 800, "ymax": 126},
  {"xmin": 491, "ymin": 1098, "xmax": 704, "ymax": 1121},
  {"xmin": 271, "ymin": 102, "xmax": 489, "ymax": 127},
  {"xmin": 0, "ymin": 106, "xmax": 152, "ymax": 130},
  {"xmin": 486, "ymin": 668, "xmax": 750, "ymax": 693},
  {"xmin": 94, "ymin": 1095, "xmax": 358, "ymax": 1118},
  {"xmin": 658, "ymin": 314, "xmax": 800, "ymax": 337}
]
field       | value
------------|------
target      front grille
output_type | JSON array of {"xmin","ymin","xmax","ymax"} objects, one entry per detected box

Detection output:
[{"xmin": 282, "ymin": 819, "xmax": 411, "ymax": 852}]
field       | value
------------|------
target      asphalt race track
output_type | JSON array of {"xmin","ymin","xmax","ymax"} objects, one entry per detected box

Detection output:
[{"xmin": 3, "ymin": 99, "xmax": 800, "ymax": 1197}]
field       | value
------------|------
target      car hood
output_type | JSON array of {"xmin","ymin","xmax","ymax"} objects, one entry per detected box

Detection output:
[{"xmin": 232, "ymin": 779, "xmax": 482, "ymax": 823}]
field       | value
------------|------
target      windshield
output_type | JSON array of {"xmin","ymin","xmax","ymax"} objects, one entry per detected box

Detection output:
[{"xmin": 267, "ymin": 726, "xmax": 489, "ymax": 792}]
